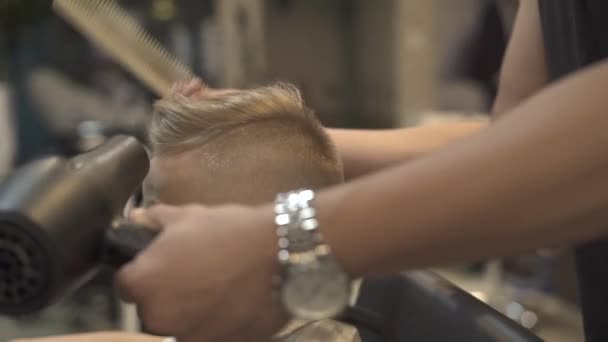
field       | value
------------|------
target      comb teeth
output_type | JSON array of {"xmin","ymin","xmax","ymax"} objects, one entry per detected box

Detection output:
[{"xmin": 53, "ymin": 0, "xmax": 195, "ymax": 97}]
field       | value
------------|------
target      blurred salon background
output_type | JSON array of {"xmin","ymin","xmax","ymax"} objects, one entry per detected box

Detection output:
[{"xmin": 0, "ymin": 0, "xmax": 582, "ymax": 341}]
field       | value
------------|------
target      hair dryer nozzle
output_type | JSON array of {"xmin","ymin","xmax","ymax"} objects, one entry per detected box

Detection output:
[{"xmin": 0, "ymin": 136, "xmax": 149, "ymax": 316}]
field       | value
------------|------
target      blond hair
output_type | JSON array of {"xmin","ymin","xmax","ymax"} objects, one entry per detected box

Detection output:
[
  {"xmin": 148, "ymin": 83, "xmax": 343, "ymax": 197},
  {"xmin": 150, "ymin": 84, "xmax": 329, "ymax": 153}
]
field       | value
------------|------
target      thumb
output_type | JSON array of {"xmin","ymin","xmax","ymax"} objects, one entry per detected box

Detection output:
[
  {"xmin": 130, "ymin": 204, "xmax": 183, "ymax": 230},
  {"xmin": 117, "ymin": 204, "xmax": 183, "ymax": 303},
  {"xmin": 186, "ymin": 78, "xmax": 206, "ymax": 91}
]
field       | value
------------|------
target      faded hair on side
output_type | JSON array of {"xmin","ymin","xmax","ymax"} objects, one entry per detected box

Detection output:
[{"xmin": 147, "ymin": 82, "xmax": 344, "ymax": 203}]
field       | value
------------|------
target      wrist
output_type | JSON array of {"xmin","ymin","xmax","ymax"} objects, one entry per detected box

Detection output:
[
  {"xmin": 268, "ymin": 189, "xmax": 352, "ymax": 320},
  {"xmin": 315, "ymin": 188, "xmax": 368, "ymax": 278}
]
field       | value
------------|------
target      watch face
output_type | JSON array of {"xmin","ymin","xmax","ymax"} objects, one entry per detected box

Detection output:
[{"xmin": 282, "ymin": 259, "xmax": 350, "ymax": 320}]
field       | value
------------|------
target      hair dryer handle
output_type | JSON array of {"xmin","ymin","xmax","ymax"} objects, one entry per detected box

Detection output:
[{"xmin": 103, "ymin": 222, "xmax": 158, "ymax": 268}]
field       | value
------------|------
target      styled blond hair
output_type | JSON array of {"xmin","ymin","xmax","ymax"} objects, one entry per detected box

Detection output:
[
  {"xmin": 147, "ymin": 83, "xmax": 343, "ymax": 201},
  {"xmin": 150, "ymin": 84, "xmax": 327, "ymax": 153}
]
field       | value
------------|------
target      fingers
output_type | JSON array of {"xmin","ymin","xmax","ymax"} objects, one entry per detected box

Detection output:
[
  {"xmin": 118, "ymin": 204, "xmax": 204, "ymax": 306},
  {"xmin": 119, "ymin": 204, "xmax": 182, "ymax": 303},
  {"xmin": 170, "ymin": 78, "xmax": 206, "ymax": 98},
  {"xmin": 169, "ymin": 78, "xmax": 240, "ymax": 100},
  {"xmin": 115, "ymin": 252, "xmax": 158, "ymax": 304},
  {"xmin": 129, "ymin": 205, "xmax": 183, "ymax": 230},
  {"xmin": 184, "ymin": 79, "xmax": 205, "ymax": 97}
]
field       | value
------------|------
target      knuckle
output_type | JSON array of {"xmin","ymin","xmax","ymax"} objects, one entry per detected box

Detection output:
[
  {"xmin": 140, "ymin": 306, "xmax": 177, "ymax": 336},
  {"xmin": 115, "ymin": 268, "xmax": 141, "ymax": 302},
  {"xmin": 115, "ymin": 258, "xmax": 157, "ymax": 303}
]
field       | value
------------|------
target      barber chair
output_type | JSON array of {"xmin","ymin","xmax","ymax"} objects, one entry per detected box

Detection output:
[{"xmin": 352, "ymin": 272, "xmax": 543, "ymax": 342}]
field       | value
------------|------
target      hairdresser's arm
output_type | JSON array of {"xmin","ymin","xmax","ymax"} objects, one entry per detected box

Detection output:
[
  {"xmin": 321, "ymin": 59, "xmax": 608, "ymax": 275},
  {"xmin": 492, "ymin": 0, "xmax": 548, "ymax": 115},
  {"xmin": 327, "ymin": 122, "xmax": 485, "ymax": 179},
  {"xmin": 327, "ymin": 0, "xmax": 547, "ymax": 179}
]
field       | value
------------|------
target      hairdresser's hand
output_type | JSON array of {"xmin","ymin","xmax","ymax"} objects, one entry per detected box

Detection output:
[
  {"xmin": 117, "ymin": 204, "xmax": 287, "ymax": 342},
  {"xmin": 170, "ymin": 79, "xmax": 236, "ymax": 99},
  {"xmin": 171, "ymin": 79, "xmax": 206, "ymax": 99}
]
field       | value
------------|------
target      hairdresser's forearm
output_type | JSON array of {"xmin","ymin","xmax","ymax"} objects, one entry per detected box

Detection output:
[
  {"xmin": 327, "ymin": 121, "xmax": 486, "ymax": 179},
  {"xmin": 319, "ymin": 61, "xmax": 608, "ymax": 277}
]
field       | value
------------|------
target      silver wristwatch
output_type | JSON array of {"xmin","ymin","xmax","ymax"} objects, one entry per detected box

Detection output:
[{"xmin": 274, "ymin": 189, "xmax": 351, "ymax": 320}]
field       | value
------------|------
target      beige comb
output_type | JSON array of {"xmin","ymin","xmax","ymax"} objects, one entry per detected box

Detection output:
[{"xmin": 53, "ymin": 0, "xmax": 195, "ymax": 97}]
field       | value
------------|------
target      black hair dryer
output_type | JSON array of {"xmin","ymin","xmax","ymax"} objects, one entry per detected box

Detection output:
[{"xmin": 0, "ymin": 136, "xmax": 156, "ymax": 316}]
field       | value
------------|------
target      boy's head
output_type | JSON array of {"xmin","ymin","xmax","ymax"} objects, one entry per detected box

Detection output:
[{"xmin": 143, "ymin": 83, "xmax": 343, "ymax": 206}]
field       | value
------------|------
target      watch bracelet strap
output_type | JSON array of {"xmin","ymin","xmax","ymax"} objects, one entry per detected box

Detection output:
[
  {"xmin": 275, "ymin": 189, "xmax": 326, "ymax": 255},
  {"xmin": 274, "ymin": 189, "xmax": 351, "ymax": 276}
]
